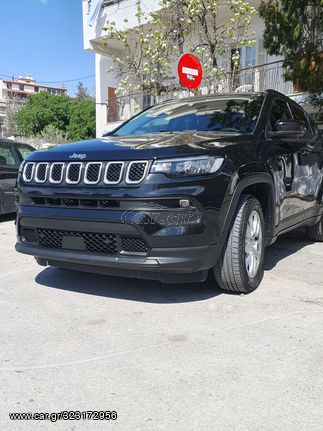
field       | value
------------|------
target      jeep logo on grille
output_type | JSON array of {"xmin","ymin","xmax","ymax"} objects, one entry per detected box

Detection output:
[{"xmin": 69, "ymin": 153, "xmax": 87, "ymax": 160}]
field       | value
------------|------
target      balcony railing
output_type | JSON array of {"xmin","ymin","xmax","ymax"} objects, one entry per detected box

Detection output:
[{"xmin": 106, "ymin": 60, "xmax": 294, "ymax": 124}]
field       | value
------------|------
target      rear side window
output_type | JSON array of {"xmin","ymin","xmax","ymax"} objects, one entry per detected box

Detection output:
[
  {"xmin": 268, "ymin": 99, "xmax": 292, "ymax": 131},
  {"xmin": 0, "ymin": 144, "xmax": 19, "ymax": 167},
  {"xmin": 289, "ymin": 103, "xmax": 313, "ymax": 139},
  {"xmin": 16, "ymin": 144, "xmax": 34, "ymax": 160}
]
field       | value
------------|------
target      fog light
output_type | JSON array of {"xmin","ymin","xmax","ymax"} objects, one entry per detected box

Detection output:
[{"xmin": 179, "ymin": 199, "xmax": 190, "ymax": 208}]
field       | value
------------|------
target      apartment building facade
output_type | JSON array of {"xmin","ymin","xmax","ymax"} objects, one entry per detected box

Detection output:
[
  {"xmin": 0, "ymin": 75, "xmax": 66, "ymax": 137},
  {"xmin": 82, "ymin": 0, "xmax": 295, "ymax": 137}
]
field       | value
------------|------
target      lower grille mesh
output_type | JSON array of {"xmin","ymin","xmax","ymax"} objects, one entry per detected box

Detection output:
[
  {"xmin": 31, "ymin": 197, "xmax": 120, "ymax": 209},
  {"xmin": 121, "ymin": 237, "xmax": 149, "ymax": 253},
  {"xmin": 21, "ymin": 227, "xmax": 149, "ymax": 255}
]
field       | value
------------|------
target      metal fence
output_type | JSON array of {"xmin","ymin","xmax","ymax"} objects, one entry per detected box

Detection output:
[{"xmin": 106, "ymin": 60, "xmax": 293, "ymax": 124}]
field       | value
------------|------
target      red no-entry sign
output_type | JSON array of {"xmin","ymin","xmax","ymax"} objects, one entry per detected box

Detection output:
[{"xmin": 177, "ymin": 54, "xmax": 203, "ymax": 90}]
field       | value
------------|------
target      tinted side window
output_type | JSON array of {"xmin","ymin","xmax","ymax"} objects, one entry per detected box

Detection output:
[
  {"xmin": 289, "ymin": 103, "xmax": 313, "ymax": 139},
  {"xmin": 268, "ymin": 99, "xmax": 292, "ymax": 130},
  {"xmin": 0, "ymin": 144, "xmax": 19, "ymax": 167},
  {"xmin": 16, "ymin": 145, "xmax": 34, "ymax": 160}
]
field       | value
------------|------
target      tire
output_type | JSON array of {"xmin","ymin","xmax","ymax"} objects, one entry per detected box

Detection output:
[
  {"xmin": 306, "ymin": 215, "xmax": 323, "ymax": 242},
  {"xmin": 214, "ymin": 194, "xmax": 265, "ymax": 293},
  {"xmin": 0, "ymin": 189, "xmax": 4, "ymax": 215}
]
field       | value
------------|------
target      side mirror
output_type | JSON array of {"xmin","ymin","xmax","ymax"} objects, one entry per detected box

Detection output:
[{"xmin": 267, "ymin": 120, "xmax": 306, "ymax": 139}]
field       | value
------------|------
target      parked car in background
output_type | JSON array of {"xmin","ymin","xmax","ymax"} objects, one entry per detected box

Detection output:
[{"xmin": 0, "ymin": 139, "xmax": 34, "ymax": 215}]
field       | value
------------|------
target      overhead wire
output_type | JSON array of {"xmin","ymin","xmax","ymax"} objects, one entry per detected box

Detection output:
[{"xmin": 0, "ymin": 72, "xmax": 95, "ymax": 85}]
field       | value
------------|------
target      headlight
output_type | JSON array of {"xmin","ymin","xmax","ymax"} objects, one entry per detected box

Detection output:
[
  {"xmin": 18, "ymin": 160, "xmax": 26, "ymax": 174},
  {"xmin": 150, "ymin": 156, "xmax": 224, "ymax": 177},
  {"xmin": 17, "ymin": 161, "xmax": 26, "ymax": 182}
]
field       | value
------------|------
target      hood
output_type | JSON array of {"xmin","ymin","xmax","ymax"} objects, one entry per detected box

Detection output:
[{"xmin": 27, "ymin": 132, "xmax": 255, "ymax": 162}]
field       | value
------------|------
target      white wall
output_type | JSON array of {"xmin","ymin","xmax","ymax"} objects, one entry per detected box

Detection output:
[
  {"xmin": 95, "ymin": 53, "xmax": 119, "ymax": 137},
  {"xmin": 83, "ymin": 0, "xmax": 161, "ymax": 51},
  {"xmin": 0, "ymin": 80, "xmax": 6, "ymax": 100},
  {"xmin": 83, "ymin": 0, "xmax": 289, "ymax": 137}
]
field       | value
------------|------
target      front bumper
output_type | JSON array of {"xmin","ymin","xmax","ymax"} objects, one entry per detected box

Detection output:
[
  {"xmin": 15, "ymin": 241, "xmax": 218, "ymax": 283},
  {"xmin": 15, "ymin": 202, "xmax": 221, "ymax": 283},
  {"xmin": 15, "ymin": 170, "xmax": 230, "ymax": 282}
]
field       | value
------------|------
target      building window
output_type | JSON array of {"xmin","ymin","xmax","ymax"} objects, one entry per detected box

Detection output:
[
  {"xmin": 34, "ymin": 87, "xmax": 39, "ymax": 92},
  {"xmin": 245, "ymin": 46, "xmax": 256, "ymax": 68},
  {"xmin": 19, "ymin": 84, "xmax": 24, "ymax": 91}
]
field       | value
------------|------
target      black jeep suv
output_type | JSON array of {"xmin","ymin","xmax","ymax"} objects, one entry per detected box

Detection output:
[{"xmin": 15, "ymin": 90, "xmax": 323, "ymax": 293}]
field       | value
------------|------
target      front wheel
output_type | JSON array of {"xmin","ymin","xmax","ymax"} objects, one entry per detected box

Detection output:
[{"xmin": 214, "ymin": 195, "xmax": 265, "ymax": 293}]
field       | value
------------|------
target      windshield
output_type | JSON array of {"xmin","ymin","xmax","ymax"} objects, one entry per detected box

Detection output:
[{"xmin": 111, "ymin": 96, "xmax": 264, "ymax": 137}]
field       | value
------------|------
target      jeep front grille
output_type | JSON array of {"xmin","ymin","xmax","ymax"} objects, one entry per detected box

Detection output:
[
  {"xmin": 23, "ymin": 162, "xmax": 35, "ymax": 182},
  {"xmin": 49, "ymin": 163, "xmax": 64, "ymax": 184},
  {"xmin": 66, "ymin": 163, "xmax": 82, "ymax": 184},
  {"xmin": 35, "ymin": 163, "xmax": 48, "ymax": 183},
  {"xmin": 126, "ymin": 161, "xmax": 149, "ymax": 184},
  {"xmin": 104, "ymin": 162, "xmax": 124, "ymax": 184},
  {"xmin": 85, "ymin": 163, "xmax": 102, "ymax": 184},
  {"xmin": 22, "ymin": 160, "xmax": 150, "ymax": 186},
  {"xmin": 21, "ymin": 227, "xmax": 149, "ymax": 256}
]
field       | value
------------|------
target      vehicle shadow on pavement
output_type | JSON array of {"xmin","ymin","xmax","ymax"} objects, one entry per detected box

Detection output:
[
  {"xmin": 264, "ymin": 228, "xmax": 313, "ymax": 271},
  {"xmin": 35, "ymin": 268, "xmax": 223, "ymax": 303},
  {"xmin": 0, "ymin": 213, "xmax": 15, "ymax": 223},
  {"xmin": 35, "ymin": 228, "xmax": 314, "ymax": 302}
]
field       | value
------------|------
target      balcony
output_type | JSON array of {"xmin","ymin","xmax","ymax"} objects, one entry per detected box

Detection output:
[
  {"xmin": 83, "ymin": 0, "xmax": 161, "ymax": 53},
  {"xmin": 104, "ymin": 60, "xmax": 294, "ymax": 129}
]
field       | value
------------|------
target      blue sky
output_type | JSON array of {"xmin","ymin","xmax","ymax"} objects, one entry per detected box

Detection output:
[{"xmin": 0, "ymin": 0, "xmax": 95, "ymax": 97}]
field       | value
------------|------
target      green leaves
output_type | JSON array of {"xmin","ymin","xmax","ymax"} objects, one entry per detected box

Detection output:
[
  {"xmin": 67, "ymin": 99, "xmax": 96, "ymax": 141},
  {"xmin": 16, "ymin": 92, "xmax": 95, "ymax": 141},
  {"xmin": 259, "ymin": 0, "xmax": 323, "ymax": 95},
  {"xmin": 104, "ymin": 0, "xmax": 258, "ymax": 95}
]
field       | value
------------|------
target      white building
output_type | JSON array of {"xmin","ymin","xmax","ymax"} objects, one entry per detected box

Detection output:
[
  {"xmin": 82, "ymin": 0, "xmax": 295, "ymax": 137},
  {"xmin": 0, "ymin": 80, "xmax": 6, "ymax": 137},
  {"xmin": 0, "ymin": 75, "xmax": 67, "ymax": 137}
]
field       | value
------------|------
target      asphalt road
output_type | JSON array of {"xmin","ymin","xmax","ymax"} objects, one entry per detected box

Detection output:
[{"xmin": 1, "ymin": 213, "xmax": 323, "ymax": 430}]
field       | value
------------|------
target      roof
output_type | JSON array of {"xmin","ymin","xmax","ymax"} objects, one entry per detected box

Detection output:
[
  {"xmin": 155, "ymin": 89, "xmax": 304, "ymax": 108},
  {"xmin": 157, "ymin": 91, "xmax": 265, "ymax": 106},
  {"xmin": 0, "ymin": 139, "xmax": 29, "ymax": 146},
  {"xmin": 2, "ymin": 79, "xmax": 66, "ymax": 91}
]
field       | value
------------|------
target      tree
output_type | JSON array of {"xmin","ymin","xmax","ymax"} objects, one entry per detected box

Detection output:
[
  {"xmin": 184, "ymin": 0, "xmax": 258, "ymax": 91},
  {"xmin": 16, "ymin": 92, "xmax": 72, "ymax": 136},
  {"xmin": 15, "ymin": 92, "xmax": 96, "ymax": 141},
  {"xmin": 75, "ymin": 81, "xmax": 92, "ymax": 101},
  {"xmin": 259, "ymin": 0, "xmax": 323, "ymax": 96},
  {"xmin": 103, "ymin": 0, "xmax": 257, "ymax": 95},
  {"xmin": 67, "ymin": 99, "xmax": 96, "ymax": 141},
  {"xmin": 103, "ymin": 0, "xmax": 177, "ymax": 96}
]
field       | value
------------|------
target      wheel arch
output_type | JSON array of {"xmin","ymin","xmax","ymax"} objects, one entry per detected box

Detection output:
[{"xmin": 223, "ymin": 173, "xmax": 276, "ymax": 247}]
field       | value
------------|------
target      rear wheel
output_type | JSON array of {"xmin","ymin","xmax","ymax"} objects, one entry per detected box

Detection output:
[
  {"xmin": 306, "ymin": 215, "xmax": 323, "ymax": 242},
  {"xmin": 214, "ymin": 195, "xmax": 265, "ymax": 293}
]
